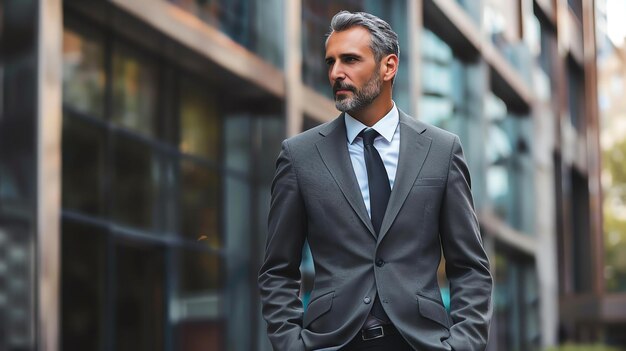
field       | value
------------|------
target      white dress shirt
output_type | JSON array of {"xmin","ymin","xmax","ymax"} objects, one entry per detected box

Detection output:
[{"xmin": 345, "ymin": 102, "xmax": 400, "ymax": 218}]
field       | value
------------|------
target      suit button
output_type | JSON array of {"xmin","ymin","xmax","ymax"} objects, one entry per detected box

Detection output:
[
  {"xmin": 375, "ymin": 258, "xmax": 385, "ymax": 267},
  {"xmin": 363, "ymin": 296, "xmax": 371, "ymax": 304}
]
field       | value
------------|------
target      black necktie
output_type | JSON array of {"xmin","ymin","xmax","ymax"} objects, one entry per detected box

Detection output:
[
  {"xmin": 361, "ymin": 128, "xmax": 391, "ymax": 323},
  {"xmin": 362, "ymin": 128, "xmax": 391, "ymax": 234}
]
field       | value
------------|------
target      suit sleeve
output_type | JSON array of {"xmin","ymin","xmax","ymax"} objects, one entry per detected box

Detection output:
[
  {"xmin": 258, "ymin": 140, "xmax": 308, "ymax": 351},
  {"xmin": 439, "ymin": 136, "xmax": 493, "ymax": 351}
]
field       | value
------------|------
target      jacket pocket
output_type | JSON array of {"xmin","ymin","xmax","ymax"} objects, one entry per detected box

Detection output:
[
  {"xmin": 413, "ymin": 177, "xmax": 445, "ymax": 187},
  {"xmin": 303, "ymin": 290, "xmax": 334, "ymax": 328},
  {"xmin": 416, "ymin": 293, "xmax": 451, "ymax": 329}
]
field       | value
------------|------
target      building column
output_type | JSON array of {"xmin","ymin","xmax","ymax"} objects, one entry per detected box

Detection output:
[
  {"xmin": 407, "ymin": 0, "xmax": 422, "ymax": 117},
  {"xmin": 37, "ymin": 0, "xmax": 63, "ymax": 350},
  {"xmin": 534, "ymin": 102, "xmax": 559, "ymax": 347},
  {"xmin": 285, "ymin": 0, "xmax": 303, "ymax": 137}
]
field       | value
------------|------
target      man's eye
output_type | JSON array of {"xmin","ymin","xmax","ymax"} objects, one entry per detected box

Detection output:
[{"xmin": 345, "ymin": 57, "xmax": 357, "ymax": 63}]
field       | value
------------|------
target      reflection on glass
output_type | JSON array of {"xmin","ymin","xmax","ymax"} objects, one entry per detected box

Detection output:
[
  {"xmin": 180, "ymin": 159, "xmax": 220, "ymax": 244},
  {"xmin": 526, "ymin": 12, "xmax": 555, "ymax": 102},
  {"xmin": 492, "ymin": 253, "xmax": 540, "ymax": 350},
  {"xmin": 171, "ymin": 248, "xmax": 224, "ymax": 350},
  {"xmin": 419, "ymin": 29, "xmax": 470, "ymax": 139},
  {"xmin": 484, "ymin": 93, "xmax": 534, "ymax": 233},
  {"xmin": 166, "ymin": 0, "xmax": 284, "ymax": 67},
  {"xmin": 225, "ymin": 115, "xmax": 251, "ymax": 174},
  {"xmin": 179, "ymin": 78, "xmax": 221, "ymax": 161},
  {"xmin": 483, "ymin": 0, "xmax": 532, "ymax": 82},
  {"xmin": 567, "ymin": 62, "xmax": 585, "ymax": 132},
  {"xmin": 111, "ymin": 134, "xmax": 160, "ymax": 230},
  {"xmin": 61, "ymin": 220, "xmax": 106, "ymax": 351},
  {"xmin": 455, "ymin": 0, "xmax": 481, "ymax": 22},
  {"xmin": 62, "ymin": 27, "xmax": 105, "ymax": 118},
  {"xmin": 115, "ymin": 241, "xmax": 165, "ymax": 351},
  {"xmin": 0, "ymin": 221, "xmax": 35, "ymax": 351},
  {"xmin": 177, "ymin": 249, "xmax": 221, "ymax": 296},
  {"xmin": 224, "ymin": 176, "xmax": 252, "ymax": 350},
  {"xmin": 256, "ymin": 116, "xmax": 284, "ymax": 183},
  {"xmin": 62, "ymin": 115, "xmax": 106, "ymax": 216},
  {"xmin": 485, "ymin": 93, "xmax": 512, "ymax": 221},
  {"xmin": 112, "ymin": 43, "xmax": 158, "ymax": 137},
  {"xmin": 224, "ymin": 176, "xmax": 251, "ymax": 261}
]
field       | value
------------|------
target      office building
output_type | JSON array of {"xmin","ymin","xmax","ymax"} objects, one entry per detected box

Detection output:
[{"xmin": 1, "ymin": 0, "xmax": 619, "ymax": 350}]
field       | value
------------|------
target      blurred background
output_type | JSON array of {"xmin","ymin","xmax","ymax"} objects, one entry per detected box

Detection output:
[{"xmin": 1, "ymin": 0, "xmax": 626, "ymax": 350}]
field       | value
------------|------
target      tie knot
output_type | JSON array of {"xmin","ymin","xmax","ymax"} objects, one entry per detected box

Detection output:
[{"xmin": 361, "ymin": 128, "xmax": 379, "ymax": 146}]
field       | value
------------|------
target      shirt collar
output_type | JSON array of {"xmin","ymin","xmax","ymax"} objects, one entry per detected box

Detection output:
[{"xmin": 345, "ymin": 101, "xmax": 399, "ymax": 144}]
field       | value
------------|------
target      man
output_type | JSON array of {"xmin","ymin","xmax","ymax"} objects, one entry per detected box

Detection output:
[{"xmin": 258, "ymin": 11, "xmax": 492, "ymax": 351}]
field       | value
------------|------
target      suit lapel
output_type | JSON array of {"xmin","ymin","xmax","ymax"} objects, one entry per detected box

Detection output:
[
  {"xmin": 377, "ymin": 111, "xmax": 432, "ymax": 243},
  {"xmin": 316, "ymin": 115, "xmax": 377, "ymax": 238}
]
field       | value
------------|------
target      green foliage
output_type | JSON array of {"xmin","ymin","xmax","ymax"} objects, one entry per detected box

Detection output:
[
  {"xmin": 544, "ymin": 344, "xmax": 623, "ymax": 351},
  {"xmin": 602, "ymin": 136, "xmax": 626, "ymax": 292}
]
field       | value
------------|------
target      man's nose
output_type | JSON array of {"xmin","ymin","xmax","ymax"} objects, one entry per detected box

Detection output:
[{"xmin": 329, "ymin": 63, "xmax": 346, "ymax": 81}]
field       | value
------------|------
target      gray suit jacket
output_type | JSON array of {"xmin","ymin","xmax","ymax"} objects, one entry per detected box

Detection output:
[{"xmin": 258, "ymin": 111, "xmax": 492, "ymax": 351}]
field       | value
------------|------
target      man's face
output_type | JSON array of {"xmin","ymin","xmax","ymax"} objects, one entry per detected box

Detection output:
[{"xmin": 325, "ymin": 26, "xmax": 383, "ymax": 113}]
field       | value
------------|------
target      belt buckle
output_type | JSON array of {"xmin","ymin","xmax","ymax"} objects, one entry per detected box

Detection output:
[{"xmin": 361, "ymin": 326, "xmax": 385, "ymax": 341}]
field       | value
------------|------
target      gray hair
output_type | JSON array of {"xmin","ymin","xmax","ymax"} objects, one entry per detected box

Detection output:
[{"xmin": 326, "ymin": 11, "xmax": 400, "ymax": 62}]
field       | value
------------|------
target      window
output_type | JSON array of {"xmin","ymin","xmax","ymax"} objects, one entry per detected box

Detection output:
[
  {"xmin": 62, "ymin": 26, "xmax": 106, "ymax": 118},
  {"xmin": 484, "ymin": 93, "xmax": 534, "ymax": 233},
  {"xmin": 61, "ymin": 219, "xmax": 107, "ymax": 351},
  {"xmin": 455, "ymin": 0, "xmax": 481, "ymax": 22},
  {"xmin": 420, "ymin": 29, "xmax": 455, "ymax": 131},
  {"xmin": 224, "ymin": 115, "xmax": 252, "ymax": 174},
  {"xmin": 179, "ymin": 159, "xmax": 221, "ymax": 243},
  {"xmin": 179, "ymin": 77, "xmax": 221, "ymax": 162},
  {"xmin": 115, "ymin": 240, "xmax": 166, "ymax": 351},
  {"xmin": 571, "ymin": 170, "xmax": 592, "ymax": 293},
  {"xmin": 492, "ymin": 251, "xmax": 540, "ymax": 350},
  {"xmin": 567, "ymin": 58, "xmax": 586, "ymax": 133},
  {"xmin": 111, "ymin": 43, "xmax": 159, "ymax": 138},
  {"xmin": 166, "ymin": 0, "xmax": 284, "ymax": 67},
  {"xmin": 61, "ymin": 13, "xmax": 286, "ymax": 351},
  {"xmin": 111, "ymin": 134, "xmax": 161, "ymax": 230},
  {"xmin": 419, "ymin": 29, "xmax": 484, "ymax": 210},
  {"xmin": 62, "ymin": 115, "xmax": 107, "ymax": 216}
]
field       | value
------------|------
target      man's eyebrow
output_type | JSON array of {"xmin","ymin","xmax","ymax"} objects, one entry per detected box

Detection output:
[{"xmin": 325, "ymin": 52, "xmax": 363, "ymax": 61}]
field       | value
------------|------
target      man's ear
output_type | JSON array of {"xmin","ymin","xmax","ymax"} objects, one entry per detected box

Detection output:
[{"xmin": 382, "ymin": 54, "xmax": 399, "ymax": 83}]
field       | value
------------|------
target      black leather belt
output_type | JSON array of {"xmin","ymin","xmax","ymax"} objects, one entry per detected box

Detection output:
[{"xmin": 361, "ymin": 324, "xmax": 397, "ymax": 341}]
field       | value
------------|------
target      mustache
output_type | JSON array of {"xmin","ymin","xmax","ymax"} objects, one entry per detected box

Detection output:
[{"xmin": 333, "ymin": 81, "xmax": 356, "ymax": 94}]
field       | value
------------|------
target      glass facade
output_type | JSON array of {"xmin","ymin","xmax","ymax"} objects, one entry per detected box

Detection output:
[
  {"xmin": 524, "ymin": 9, "xmax": 557, "ymax": 104},
  {"xmin": 484, "ymin": 93, "xmax": 534, "ymax": 234},
  {"xmin": 166, "ymin": 0, "xmax": 285, "ymax": 68},
  {"xmin": 111, "ymin": 43, "xmax": 159, "ymax": 138},
  {"xmin": 419, "ymin": 28, "xmax": 486, "ymax": 207},
  {"xmin": 420, "ymin": 29, "xmax": 471, "ymax": 139},
  {"xmin": 420, "ymin": 24, "xmax": 540, "ymax": 350},
  {"xmin": 567, "ymin": 59, "xmax": 587, "ymax": 133},
  {"xmin": 570, "ymin": 170, "xmax": 592, "ymax": 293},
  {"xmin": 492, "ymin": 251, "xmax": 540, "ymax": 351},
  {"xmin": 60, "ymin": 13, "xmax": 284, "ymax": 351},
  {"xmin": 0, "ymin": 2, "xmax": 38, "ymax": 350},
  {"xmin": 483, "ymin": 0, "xmax": 532, "ymax": 86}
]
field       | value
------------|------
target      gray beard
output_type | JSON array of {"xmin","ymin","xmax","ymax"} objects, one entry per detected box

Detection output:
[{"xmin": 335, "ymin": 73, "xmax": 382, "ymax": 113}]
